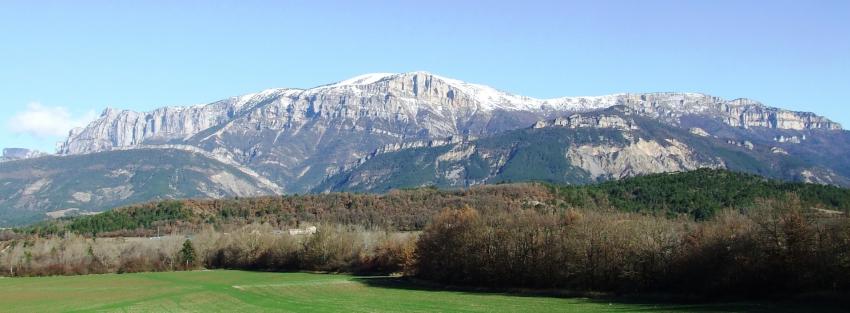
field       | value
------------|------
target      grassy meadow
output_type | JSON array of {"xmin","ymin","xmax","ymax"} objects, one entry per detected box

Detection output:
[{"xmin": 0, "ymin": 270, "xmax": 842, "ymax": 313}]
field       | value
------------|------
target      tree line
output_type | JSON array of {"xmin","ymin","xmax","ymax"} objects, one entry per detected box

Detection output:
[
  {"xmin": 414, "ymin": 199, "xmax": 850, "ymax": 296},
  {"xmin": 3, "ymin": 199, "xmax": 848, "ymax": 297}
]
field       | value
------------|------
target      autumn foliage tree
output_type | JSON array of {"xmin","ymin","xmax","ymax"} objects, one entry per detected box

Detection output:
[{"xmin": 413, "ymin": 204, "xmax": 850, "ymax": 295}]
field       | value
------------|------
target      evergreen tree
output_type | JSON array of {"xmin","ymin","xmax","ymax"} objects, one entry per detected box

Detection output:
[{"xmin": 180, "ymin": 239, "xmax": 196, "ymax": 269}]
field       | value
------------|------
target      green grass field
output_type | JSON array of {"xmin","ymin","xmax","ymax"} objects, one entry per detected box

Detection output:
[{"xmin": 0, "ymin": 270, "xmax": 841, "ymax": 312}]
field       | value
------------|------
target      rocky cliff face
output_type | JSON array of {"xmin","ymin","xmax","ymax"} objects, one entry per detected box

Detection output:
[
  {"xmin": 57, "ymin": 88, "xmax": 294, "ymax": 155},
  {"xmin": 58, "ymin": 72, "xmax": 842, "ymax": 157},
  {"xmin": 532, "ymin": 113, "xmax": 639, "ymax": 131},
  {"xmin": 720, "ymin": 99, "xmax": 840, "ymax": 130},
  {"xmin": 603, "ymin": 94, "xmax": 842, "ymax": 131}
]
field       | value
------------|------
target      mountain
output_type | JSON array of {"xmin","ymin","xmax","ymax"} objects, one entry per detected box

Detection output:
[
  {"xmin": 1, "ymin": 148, "xmax": 47, "ymax": 162},
  {"xmin": 56, "ymin": 72, "xmax": 842, "ymax": 191},
  {"xmin": 315, "ymin": 106, "xmax": 850, "ymax": 193},
  {"xmin": 0, "ymin": 149, "xmax": 280, "ymax": 226},
  {"xmin": 2, "ymin": 71, "xmax": 847, "ymax": 226}
]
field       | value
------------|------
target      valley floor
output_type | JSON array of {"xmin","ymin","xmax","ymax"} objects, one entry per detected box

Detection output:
[{"xmin": 0, "ymin": 270, "xmax": 843, "ymax": 313}]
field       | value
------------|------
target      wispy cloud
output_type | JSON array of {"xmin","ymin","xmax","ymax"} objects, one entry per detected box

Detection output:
[{"xmin": 8, "ymin": 103, "xmax": 97, "ymax": 138}]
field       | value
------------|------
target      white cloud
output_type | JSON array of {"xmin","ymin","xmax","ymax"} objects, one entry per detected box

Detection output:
[{"xmin": 8, "ymin": 103, "xmax": 98, "ymax": 138}]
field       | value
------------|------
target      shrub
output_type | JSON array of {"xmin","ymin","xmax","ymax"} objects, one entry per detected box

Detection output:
[{"xmin": 299, "ymin": 225, "xmax": 363, "ymax": 272}]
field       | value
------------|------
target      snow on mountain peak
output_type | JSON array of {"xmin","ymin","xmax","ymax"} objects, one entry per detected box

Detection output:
[{"xmin": 321, "ymin": 73, "xmax": 397, "ymax": 88}]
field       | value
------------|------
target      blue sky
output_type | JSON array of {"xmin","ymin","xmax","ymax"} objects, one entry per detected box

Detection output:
[{"xmin": 1, "ymin": 0, "xmax": 848, "ymax": 152}]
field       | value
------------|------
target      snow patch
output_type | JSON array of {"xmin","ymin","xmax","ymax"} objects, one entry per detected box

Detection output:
[{"xmin": 321, "ymin": 73, "xmax": 396, "ymax": 88}]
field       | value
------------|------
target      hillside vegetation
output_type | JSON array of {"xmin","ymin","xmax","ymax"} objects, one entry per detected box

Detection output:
[
  {"xmin": 20, "ymin": 169, "xmax": 850, "ymax": 236},
  {"xmin": 554, "ymin": 169, "xmax": 850, "ymax": 220}
]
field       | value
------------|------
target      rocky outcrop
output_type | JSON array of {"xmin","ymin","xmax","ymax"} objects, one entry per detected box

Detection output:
[
  {"xmin": 775, "ymin": 135, "xmax": 806, "ymax": 144},
  {"xmin": 721, "ymin": 100, "xmax": 840, "ymax": 130},
  {"xmin": 372, "ymin": 135, "xmax": 475, "ymax": 156},
  {"xmin": 771, "ymin": 147, "xmax": 789, "ymax": 155},
  {"xmin": 566, "ymin": 138, "xmax": 722, "ymax": 180},
  {"xmin": 799, "ymin": 169, "xmax": 841, "ymax": 185},
  {"xmin": 726, "ymin": 140, "xmax": 754, "ymax": 150},
  {"xmin": 689, "ymin": 128, "xmax": 710, "ymax": 137},
  {"xmin": 532, "ymin": 113, "xmax": 638, "ymax": 131}
]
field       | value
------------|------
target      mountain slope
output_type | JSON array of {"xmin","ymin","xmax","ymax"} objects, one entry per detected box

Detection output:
[
  {"xmin": 316, "ymin": 106, "xmax": 850, "ymax": 193},
  {"xmin": 0, "ymin": 149, "xmax": 279, "ymax": 226}
]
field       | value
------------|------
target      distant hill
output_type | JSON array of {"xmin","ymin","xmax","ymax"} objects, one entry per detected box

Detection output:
[
  {"xmin": 0, "ymin": 148, "xmax": 47, "ymax": 162},
  {"xmin": 0, "ymin": 149, "xmax": 280, "ymax": 226},
  {"xmin": 20, "ymin": 169, "xmax": 850, "ymax": 236}
]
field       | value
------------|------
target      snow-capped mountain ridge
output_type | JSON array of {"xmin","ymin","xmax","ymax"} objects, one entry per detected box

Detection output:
[
  {"xmin": 58, "ymin": 71, "xmax": 841, "ymax": 159},
  {"xmin": 316, "ymin": 72, "xmax": 769, "ymax": 113},
  {"xmin": 305, "ymin": 72, "xmax": 834, "ymax": 122}
]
